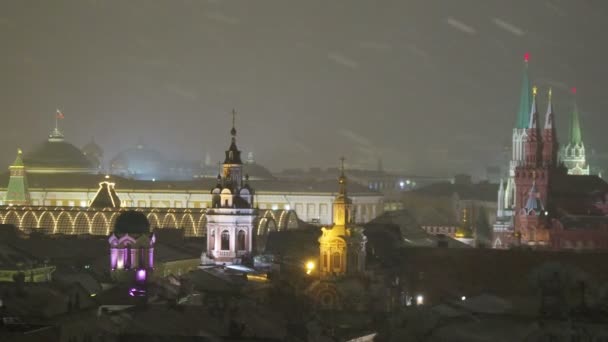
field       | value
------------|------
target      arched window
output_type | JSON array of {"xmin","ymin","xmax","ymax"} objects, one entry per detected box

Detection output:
[
  {"xmin": 221, "ymin": 230, "xmax": 230, "ymax": 250},
  {"xmin": 237, "ymin": 230, "xmax": 246, "ymax": 251},
  {"xmin": 209, "ymin": 230, "xmax": 215, "ymax": 251},
  {"xmin": 332, "ymin": 252, "xmax": 341, "ymax": 269},
  {"xmin": 323, "ymin": 252, "xmax": 328, "ymax": 269}
]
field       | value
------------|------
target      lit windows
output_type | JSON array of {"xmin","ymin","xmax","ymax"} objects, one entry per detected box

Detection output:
[
  {"xmin": 221, "ymin": 230, "xmax": 230, "ymax": 250},
  {"xmin": 237, "ymin": 230, "xmax": 246, "ymax": 251}
]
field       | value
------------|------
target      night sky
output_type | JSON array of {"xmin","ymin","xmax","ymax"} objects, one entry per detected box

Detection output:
[{"xmin": 1, "ymin": 0, "xmax": 607, "ymax": 177}]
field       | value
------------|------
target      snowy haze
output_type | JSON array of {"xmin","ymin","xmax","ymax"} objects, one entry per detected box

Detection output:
[{"xmin": 1, "ymin": 0, "xmax": 607, "ymax": 177}]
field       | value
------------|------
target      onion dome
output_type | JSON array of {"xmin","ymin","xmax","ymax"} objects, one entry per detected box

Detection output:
[{"xmin": 113, "ymin": 210, "xmax": 150, "ymax": 235}]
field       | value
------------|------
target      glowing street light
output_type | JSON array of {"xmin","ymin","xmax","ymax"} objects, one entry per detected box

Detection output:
[
  {"xmin": 416, "ymin": 294, "xmax": 424, "ymax": 306},
  {"xmin": 305, "ymin": 260, "xmax": 315, "ymax": 275}
]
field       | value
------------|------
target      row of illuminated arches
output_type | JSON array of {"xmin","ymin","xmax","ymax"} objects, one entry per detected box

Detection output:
[{"xmin": 0, "ymin": 207, "xmax": 300, "ymax": 237}]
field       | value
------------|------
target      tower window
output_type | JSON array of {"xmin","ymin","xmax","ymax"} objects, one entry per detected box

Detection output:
[
  {"xmin": 221, "ymin": 230, "xmax": 230, "ymax": 250},
  {"xmin": 237, "ymin": 230, "xmax": 246, "ymax": 251},
  {"xmin": 332, "ymin": 252, "xmax": 341, "ymax": 269}
]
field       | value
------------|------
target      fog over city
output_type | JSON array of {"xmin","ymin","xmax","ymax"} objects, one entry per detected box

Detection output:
[{"xmin": 1, "ymin": 0, "xmax": 607, "ymax": 175}]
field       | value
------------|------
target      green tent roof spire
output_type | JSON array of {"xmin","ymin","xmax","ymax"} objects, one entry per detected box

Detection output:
[
  {"xmin": 6, "ymin": 148, "xmax": 30, "ymax": 205},
  {"xmin": 12, "ymin": 148, "xmax": 24, "ymax": 167},
  {"xmin": 516, "ymin": 54, "xmax": 532, "ymax": 129},
  {"xmin": 569, "ymin": 87, "xmax": 583, "ymax": 145}
]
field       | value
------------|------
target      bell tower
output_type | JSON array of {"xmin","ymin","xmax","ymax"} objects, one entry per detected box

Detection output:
[
  {"xmin": 319, "ymin": 158, "xmax": 367, "ymax": 277},
  {"xmin": 205, "ymin": 109, "xmax": 256, "ymax": 265}
]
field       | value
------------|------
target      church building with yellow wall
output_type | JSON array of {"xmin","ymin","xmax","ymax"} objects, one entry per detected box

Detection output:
[{"xmin": 318, "ymin": 159, "xmax": 367, "ymax": 277}]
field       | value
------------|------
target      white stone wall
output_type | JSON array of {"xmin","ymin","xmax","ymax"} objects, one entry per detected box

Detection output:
[{"xmin": 0, "ymin": 190, "xmax": 383, "ymax": 225}]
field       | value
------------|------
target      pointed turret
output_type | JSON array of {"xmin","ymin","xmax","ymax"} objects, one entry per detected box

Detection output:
[
  {"xmin": 224, "ymin": 109, "xmax": 242, "ymax": 165},
  {"xmin": 333, "ymin": 157, "xmax": 352, "ymax": 226},
  {"xmin": 528, "ymin": 86, "xmax": 539, "ymax": 129},
  {"xmin": 544, "ymin": 89, "xmax": 555, "ymax": 129},
  {"xmin": 90, "ymin": 181, "xmax": 121, "ymax": 208},
  {"xmin": 525, "ymin": 86, "xmax": 542, "ymax": 166},
  {"xmin": 222, "ymin": 109, "xmax": 243, "ymax": 188},
  {"xmin": 497, "ymin": 179, "xmax": 505, "ymax": 217},
  {"xmin": 560, "ymin": 87, "xmax": 589, "ymax": 175},
  {"xmin": 5, "ymin": 149, "xmax": 30, "ymax": 205},
  {"xmin": 542, "ymin": 88, "xmax": 559, "ymax": 166},
  {"xmin": 516, "ymin": 53, "xmax": 532, "ymax": 129},
  {"xmin": 568, "ymin": 88, "xmax": 583, "ymax": 147}
]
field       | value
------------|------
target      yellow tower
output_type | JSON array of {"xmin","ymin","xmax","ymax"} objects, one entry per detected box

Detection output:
[{"xmin": 318, "ymin": 158, "xmax": 367, "ymax": 277}]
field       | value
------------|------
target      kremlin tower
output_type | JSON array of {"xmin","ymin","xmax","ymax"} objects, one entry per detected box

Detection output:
[
  {"xmin": 561, "ymin": 88, "xmax": 590, "ymax": 175},
  {"xmin": 494, "ymin": 54, "xmax": 533, "ymax": 235}
]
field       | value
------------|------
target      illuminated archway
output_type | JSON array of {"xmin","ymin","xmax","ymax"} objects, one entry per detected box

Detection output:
[
  {"xmin": 74, "ymin": 211, "xmax": 92, "ymax": 235},
  {"xmin": 180, "ymin": 214, "xmax": 196, "ymax": 236},
  {"xmin": 55, "ymin": 211, "xmax": 74, "ymax": 234},
  {"xmin": 161, "ymin": 213, "xmax": 177, "ymax": 228},
  {"xmin": 20, "ymin": 211, "xmax": 38, "ymax": 231},
  {"xmin": 2, "ymin": 210, "xmax": 20, "ymax": 226},
  {"xmin": 91, "ymin": 212, "xmax": 110, "ymax": 235},
  {"xmin": 38, "ymin": 211, "xmax": 57, "ymax": 233},
  {"xmin": 147, "ymin": 213, "xmax": 161, "ymax": 230}
]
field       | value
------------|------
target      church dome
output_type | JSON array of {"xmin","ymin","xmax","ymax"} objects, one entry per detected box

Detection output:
[
  {"xmin": 82, "ymin": 139, "xmax": 103, "ymax": 158},
  {"xmin": 110, "ymin": 142, "xmax": 166, "ymax": 180},
  {"xmin": 242, "ymin": 162, "xmax": 274, "ymax": 180},
  {"xmin": 23, "ymin": 139, "xmax": 96, "ymax": 172},
  {"xmin": 113, "ymin": 210, "xmax": 150, "ymax": 235}
]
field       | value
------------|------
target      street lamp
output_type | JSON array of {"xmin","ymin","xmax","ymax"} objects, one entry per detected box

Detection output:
[{"xmin": 305, "ymin": 260, "xmax": 315, "ymax": 275}]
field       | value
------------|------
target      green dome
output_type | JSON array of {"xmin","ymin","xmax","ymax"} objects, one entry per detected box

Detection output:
[{"xmin": 113, "ymin": 211, "xmax": 150, "ymax": 235}]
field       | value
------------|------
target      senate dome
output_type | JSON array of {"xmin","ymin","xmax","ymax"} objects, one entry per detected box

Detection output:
[{"xmin": 22, "ymin": 129, "xmax": 97, "ymax": 174}]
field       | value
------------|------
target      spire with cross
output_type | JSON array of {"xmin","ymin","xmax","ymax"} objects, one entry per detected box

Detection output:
[
  {"xmin": 338, "ymin": 157, "xmax": 347, "ymax": 196},
  {"xmin": 230, "ymin": 109, "xmax": 237, "ymax": 137}
]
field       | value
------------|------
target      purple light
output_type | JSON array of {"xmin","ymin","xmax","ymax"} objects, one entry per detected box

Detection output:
[
  {"xmin": 136, "ymin": 269, "xmax": 146, "ymax": 282},
  {"xmin": 129, "ymin": 288, "xmax": 137, "ymax": 297}
]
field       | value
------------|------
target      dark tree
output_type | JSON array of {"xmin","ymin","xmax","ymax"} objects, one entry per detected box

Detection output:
[
  {"xmin": 12, "ymin": 272, "xmax": 26, "ymax": 297},
  {"xmin": 475, "ymin": 207, "xmax": 492, "ymax": 246}
]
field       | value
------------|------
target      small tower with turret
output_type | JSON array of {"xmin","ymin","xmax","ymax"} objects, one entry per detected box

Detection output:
[
  {"xmin": 318, "ymin": 158, "xmax": 367, "ymax": 277},
  {"xmin": 561, "ymin": 88, "xmax": 589, "ymax": 175},
  {"xmin": 205, "ymin": 110, "xmax": 256, "ymax": 265},
  {"xmin": 5, "ymin": 149, "xmax": 30, "ymax": 206}
]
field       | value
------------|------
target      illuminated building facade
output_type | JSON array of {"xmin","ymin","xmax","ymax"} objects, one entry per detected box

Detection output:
[
  {"xmin": 560, "ymin": 89, "xmax": 590, "ymax": 175},
  {"xmin": 493, "ymin": 87, "xmax": 608, "ymax": 250},
  {"xmin": 5, "ymin": 149, "xmax": 30, "ymax": 205},
  {"xmin": 318, "ymin": 159, "xmax": 367, "ymax": 277},
  {"xmin": 205, "ymin": 111, "xmax": 256, "ymax": 264},
  {"xmin": 494, "ymin": 56, "xmax": 595, "ymax": 245},
  {"xmin": 108, "ymin": 211, "xmax": 155, "ymax": 282},
  {"xmin": 494, "ymin": 54, "xmax": 532, "ymax": 234}
]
